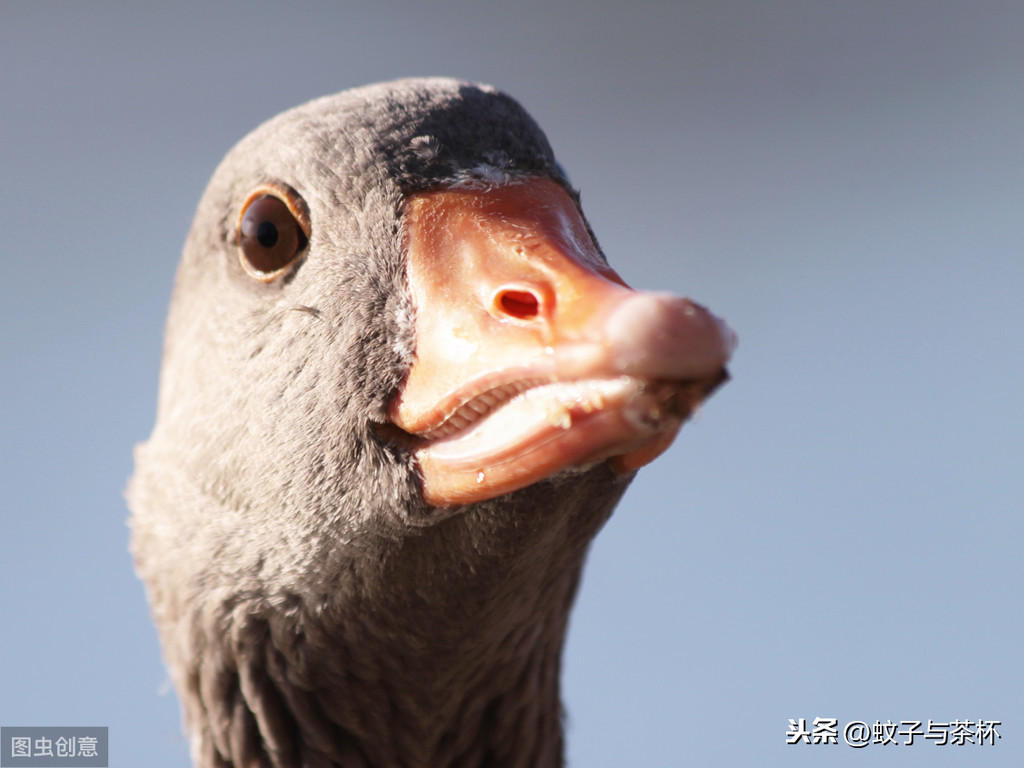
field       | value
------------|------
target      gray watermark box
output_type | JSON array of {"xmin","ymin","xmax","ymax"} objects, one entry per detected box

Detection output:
[{"xmin": 1, "ymin": 728, "xmax": 107, "ymax": 767}]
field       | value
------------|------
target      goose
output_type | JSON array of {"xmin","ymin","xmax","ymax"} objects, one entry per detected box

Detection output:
[{"xmin": 129, "ymin": 77, "xmax": 734, "ymax": 768}]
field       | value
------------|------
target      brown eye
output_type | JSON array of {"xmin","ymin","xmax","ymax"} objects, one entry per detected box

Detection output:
[{"xmin": 238, "ymin": 193, "xmax": 308, "ymax": 278}]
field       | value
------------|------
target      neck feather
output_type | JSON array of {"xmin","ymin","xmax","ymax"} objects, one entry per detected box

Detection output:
[{"xmin": 153, "ymin": 474, "xmax": 628, "ymax": 768}]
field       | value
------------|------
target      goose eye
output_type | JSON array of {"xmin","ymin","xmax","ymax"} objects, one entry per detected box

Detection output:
[{"xmin": 238, "ymin": 193, "xmax": 308, "ymax": 278}]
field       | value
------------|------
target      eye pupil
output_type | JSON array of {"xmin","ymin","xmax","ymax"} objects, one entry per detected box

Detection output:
[
  {"xmin": 256, "ymin": 221, "xmax": 279, "ymax": 248},
  {"xmin": 238, "ymin": 193, "xmax": 308, "ymax": 277}
]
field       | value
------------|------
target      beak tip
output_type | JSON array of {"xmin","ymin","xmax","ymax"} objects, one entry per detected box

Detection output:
[{"xmin": 606, "ymin": 292, "xmax": 736, "ymax": 380}]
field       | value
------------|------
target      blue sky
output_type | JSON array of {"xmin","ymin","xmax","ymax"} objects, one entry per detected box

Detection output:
[{"xmin": 1, "ymin": 2, "xmax": 1021, "ymax": 766}]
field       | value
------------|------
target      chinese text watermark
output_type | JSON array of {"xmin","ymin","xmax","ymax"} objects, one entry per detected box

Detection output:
[
  {"xmin": 1, "ymin": 728, "xmax": 107, "ymax": 767},
  {"xmin": 786, "ymin": 717, "xmax": 1001, "ymax": 748}
]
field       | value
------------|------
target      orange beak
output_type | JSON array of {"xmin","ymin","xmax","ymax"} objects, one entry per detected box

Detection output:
[{"xmin": 390, "ymin": 177, "xmax": 735, "ymax": 506}]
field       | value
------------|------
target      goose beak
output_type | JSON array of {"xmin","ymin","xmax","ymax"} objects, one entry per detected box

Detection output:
[{"xmin": 390, "ymin": 176, "xmax": 735, "ymax": 506}]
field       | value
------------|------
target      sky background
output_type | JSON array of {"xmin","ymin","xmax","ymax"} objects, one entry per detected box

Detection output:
[{"xmin": 1, "ymin": 2, "xmax": 1021, "ymax": 766}]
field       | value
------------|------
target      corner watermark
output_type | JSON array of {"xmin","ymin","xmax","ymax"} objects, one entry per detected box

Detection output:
[
  {"xmin": 786, "ymin": 717, "xmax": 1001, "ymax": 748},
  {"xmin": 1, "ymin": 728, "xmax": 107, "ymax": 767}
]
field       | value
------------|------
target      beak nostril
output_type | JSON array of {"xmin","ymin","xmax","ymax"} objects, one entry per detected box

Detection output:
[{"xmin": 496, "ymin": 289, "xmax": 541, "ymax": 321}]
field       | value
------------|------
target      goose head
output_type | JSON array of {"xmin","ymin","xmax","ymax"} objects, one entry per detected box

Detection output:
[{"xmin": 129, "ymin": 77, "xmax": 734, "ymax": 767}]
